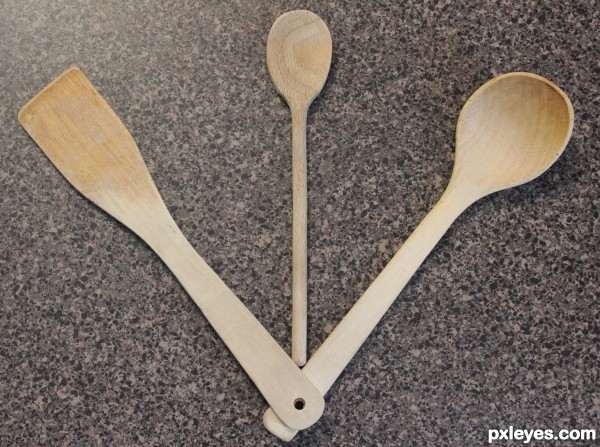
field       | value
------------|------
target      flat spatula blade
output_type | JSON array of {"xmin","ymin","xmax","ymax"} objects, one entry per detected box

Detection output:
[{"xmin": 19, "ymin": 67, "xmax": 164, "ymax": 226}]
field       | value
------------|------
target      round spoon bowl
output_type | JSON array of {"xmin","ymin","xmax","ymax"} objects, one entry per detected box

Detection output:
[
  {"xmin": 267, "ymin": 10, "xmax": 332, "ymax": 106},
  {"xmin": 452, "ymin": 72, "xmax": 574, "ymax": 196}
]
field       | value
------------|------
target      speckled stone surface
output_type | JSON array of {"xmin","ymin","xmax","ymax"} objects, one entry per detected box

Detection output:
[{"xmin": 1, "ymin": 1, "xmax": 598, "ymax": 445}]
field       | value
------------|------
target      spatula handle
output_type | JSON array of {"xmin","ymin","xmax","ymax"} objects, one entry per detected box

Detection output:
[
  {"xmin": 130, "ymin": 207, "xmax": 324, "ymax": 430},
  {"xmin": 263, "ymin": 184, "xmax": 476, "ymax": 440}
]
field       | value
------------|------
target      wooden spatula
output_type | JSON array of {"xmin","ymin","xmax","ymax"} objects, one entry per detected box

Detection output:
[{"xmin": 18, "ymin": 67, "xmax": 324, "ymax": 430}]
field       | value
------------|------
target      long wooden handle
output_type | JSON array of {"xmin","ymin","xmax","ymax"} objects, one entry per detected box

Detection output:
[
  {"xmin": 129, "ymin": 206, "xmax": 324, "ymax": 430},
  {"xmin": 291, "ymin": 103, "xmax": 309, "ymax": 367},
  {"xmin": 263, "ymin": 184, "xmax": 477, "ymax": 440}
]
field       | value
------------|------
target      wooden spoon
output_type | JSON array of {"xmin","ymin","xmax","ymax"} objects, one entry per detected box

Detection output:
[
  {"xmin": 263, "ymin": 72, "xmax": 574, "ymax": 440},
  {"xmin": 18, "ymin": 67, "xmax": 325, "ymax": 430},
  {"xmin": 267, "ymin": 10, "xmax": 332, "ymax": 366}
]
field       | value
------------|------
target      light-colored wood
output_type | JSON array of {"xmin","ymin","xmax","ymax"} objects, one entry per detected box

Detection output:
[
  {"xmin": 18, "ymin": 67, "xmax": 325, "ymax": 430},
  {"xmin": 267, "ymin": 10, "xmax": 332, "ymax": 366},
  {"xmin": 263, "ymin": 72, "xmax": 574, "ymax": 440},
  {"xmin": 290, "ymin": 104, "xmax": 309, "ymax": 366}
]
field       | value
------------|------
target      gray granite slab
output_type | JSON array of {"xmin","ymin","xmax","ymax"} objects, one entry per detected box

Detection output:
[{"xmin": 0, "ymin": 0, "xmax": 598, "ymax": 445}]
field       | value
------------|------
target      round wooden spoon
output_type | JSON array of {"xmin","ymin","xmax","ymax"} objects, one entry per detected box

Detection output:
[
  {"xmin": 263, "ymin": 72, "xmax": 574, "ymax": 440},
  {"xmin": 267, "ymin": 10, "xmax": 332, "ymax": 366}
]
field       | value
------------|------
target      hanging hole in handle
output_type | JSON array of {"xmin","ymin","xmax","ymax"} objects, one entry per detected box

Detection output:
[{"xmin": 294, "ymin": 398, "xmax": 306, "ymax": 410}]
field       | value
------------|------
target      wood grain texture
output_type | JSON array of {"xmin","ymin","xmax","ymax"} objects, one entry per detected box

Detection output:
[
  {"xmin": 290, "ymin": 104, "xmax": 309, "ymax": 366},
  {"xmin": 263, "ymin": 72, "xmax": 574, "ymax": 441},
  {"xmin": 18, "ymin": 67, "xmax": 325, "ymax": 431},
  {"xmin": 267, "ymin": 10, "xmax": 332, "ymax": 366}
]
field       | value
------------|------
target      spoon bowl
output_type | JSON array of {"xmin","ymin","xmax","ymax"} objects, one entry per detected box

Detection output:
[
  {"xmin": 451, "ymin": 72, "xmax": 574, "ymax": 197},
  {"xmin": 267, "ymin": 10, "xmax": 332, "ymax": 107}
]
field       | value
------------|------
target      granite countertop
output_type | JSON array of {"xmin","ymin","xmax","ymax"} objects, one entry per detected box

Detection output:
[{"xmin": 1, "ymin": 1, "xmax": 598, "ymax": 445}]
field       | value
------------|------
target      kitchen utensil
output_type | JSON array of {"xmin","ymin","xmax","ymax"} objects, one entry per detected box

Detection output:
[
  {"xmin": 267, "ymin": 10, "xmax": 332, "ymax": 366},
  {"xmin": 263, "ymin": 72, "xmax": 574, "ymax": 440},
  {"xmin": 18, "ymin": 67, "xmax": 325, "ymax": 430}
]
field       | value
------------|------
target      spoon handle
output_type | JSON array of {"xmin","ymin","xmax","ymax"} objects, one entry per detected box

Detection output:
[
  {"xmin": 264, "ymin": 183, "xmax": 476, "ymax": 440},
  {"xmin": 291, "ymin": 104, "xmax": 309, "ymax": 367}
]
